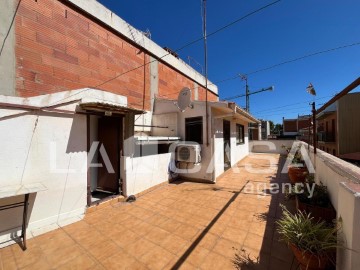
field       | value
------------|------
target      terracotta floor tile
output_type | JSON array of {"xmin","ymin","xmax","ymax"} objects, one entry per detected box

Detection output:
[
  {"xmin": 174, "ymin": 224, "xmax": 200, "ymax": 241},
  {"xmin": 125, "ymin": 238, "xmax": 157, "ymax": 259},
  {"xmin": 56, "ymin": 253, "xmax": 96, "ymax": 270},
  {"xmin": 130, "ymin": 221, "xmax": 155, "ymax": 237},
  {"xmin": 21, "ymin": 258, "xmax": 52, "ymax": 270},
  {"xmin": 212, "ymin": 237, "xmax": 241, "ymax": 259},
  {"xmin": 234, "ymin": 247, "xmax": 271, "ymax": 270},
  {"xmin": 158, "ymin": 218, "xmax": 182, "ymax": 233},
  {"xmin": 101, "ymin": 250, "xmax": 137, "ymax": 270},
  {"xmin": 0, "ymin": 154, "xmax": 290, "ymax": 270},
  {"xmin": 200, "ymin": 251, "xmax": 234, "ymax": 270},
  {"xmin": 44, "ymin": 244, "xmax": 84, "ymax": 268},
  {"xmin": 139, "ymin": 245, "xmax": 175, "ymax": 270},
  {"xmin": 111, "ymin": 229, "xmax": 141, "ymax": 248},
  {"xmin": 178, "ymin": 246, "xmax": 210, "ymax": 267},
  {"xmin": 159, "ymin": 234, "xmax": 190, "ymax": 255},
  {"xmin": 12, "ymin": 246, "xmax": 44, "ymax": 269},
  {"xmin": 197, "ymin": 232, "xmax": 219, "ymax": 250},
  {"xmin": 221, "ymin": 227, "xmax": 247, "ymax": 244},
  {"xmin": 0, "ymin": 248, "xmax": 17, "ymax": 270},
  {"xmin": 126, "ymin": 260, "xmax": 149, "ymax": 270},
  {"xmin": 243, "ymin": 233, "xmax": 273, "ymax": 255},
  {"xmin": 144, "ymin": 227, "xmax": 171, "ymax": 245},
  {"xmin": 146, "ymin": 214, "xmax": 169, "ymax": 226},
  {"xmin": 87, "ymin": 239, "xmax": 122, "ymax": 261}
]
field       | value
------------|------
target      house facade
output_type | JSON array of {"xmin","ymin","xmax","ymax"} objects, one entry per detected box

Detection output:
[
  {"xmin": 317, "ymin": 92, "xmax": 360, "ymax": 159},
  {"xmin": 282, "ymin": 114, "xmax": 311, "ymax": 136},
  {"xmin": 0, "ymin": 0, "xmax": 258, "ymax": 245}
]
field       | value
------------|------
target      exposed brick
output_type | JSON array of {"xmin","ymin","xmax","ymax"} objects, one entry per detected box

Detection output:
[
  {"xmin": 37, "ymin": 13, "xmax": 66, "ymax": 35},
  {"xmin": 14, "ymin": 0, "xmax": 216, "ymax": 106},
  {"xmin": 89, "ymin": 23, "xmax": 108, "ymax": 40},
  {"xmin": 36, "ymin": 32, "xmax": 65, "ymax": 51},
  {"xmin": 18, "ymin": 36, "xmax": 53, "ymax": 55},
  {"xmin": 16, "ymin": 19, "xmax": 36, "ymax": 40},
  {"xmin": 66, "ymin": 46, "xmax": 88, "ymax": 61},
  {"xmin": 78, "ymin": 43, "xmax": 99, "ymax": 58},
  {"xmin": 53, "ymin": 49, "xmax": 78, "ymax": 65},
  {"xmin": 20, "ymin": 59, "xmax": 53, "ymax": 74},
  {"xmin": 17, "ymin": 4, "xmax": 37, "ymax": 20},
  {"xmin": 42, "ymin": 54, "xmax": 71, "ymax": 70},
  {"xmin": 53, "ymin": 67, "xmax": 79, "ymax": 82},
  {"xmin": 16, "ymin": 46, "xmax": 42, "ymax": 64}
]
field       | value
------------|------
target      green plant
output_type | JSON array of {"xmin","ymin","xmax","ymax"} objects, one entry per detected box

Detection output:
[
  {"xmin": 276, "ymin": 205, "xmax": 341, "ymax": 258},
  {"xmin": 233, "ymin": 248, "xmax": 260, "ymax": 269},
  {"xmin": 298, "ymin": 179, "xmax": 331, "ymax": 208}
]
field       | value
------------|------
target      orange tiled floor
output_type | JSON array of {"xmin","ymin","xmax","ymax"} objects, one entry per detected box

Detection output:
[{"xmin": 0, "ymin": 154, "xmax": 297, "ymax": 270}]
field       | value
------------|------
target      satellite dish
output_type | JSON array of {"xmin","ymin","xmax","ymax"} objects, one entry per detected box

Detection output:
[{"xmin": 175, "ymin": 87, "xmax": 193, "ymax": 112}]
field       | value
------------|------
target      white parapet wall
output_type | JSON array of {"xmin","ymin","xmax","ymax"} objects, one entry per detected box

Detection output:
[
  {"xmin": 303, "ymin": 145, "xmax": 360, "ymax": 270},
  {"xmin": 250, "ymin": 139, "xmax": 295, "ymax": 155},
  {"xmin": 121, "ymin": 153, "xmax": 172, "ymax": 196},
  {"xmin": 252, "ymin": 140, "xmax": 360, "ymax": 270}
]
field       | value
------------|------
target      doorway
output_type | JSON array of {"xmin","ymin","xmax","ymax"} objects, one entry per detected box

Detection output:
[
  {"xmin": 223, "ymin": 120, "xmax": 231, "ymax": 171},
  {"xmin": 89, "ymin": 115, "xmax": 123, "ymax": 203}
]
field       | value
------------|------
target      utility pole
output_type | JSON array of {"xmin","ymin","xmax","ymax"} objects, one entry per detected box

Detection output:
[
  {"xmin": 203, "ymin": 0, "xmax": 209, "ymax": 146},
  {"xmin": 240, "ymin": 75, "xmax": 249, "ymax": 112},
  {"xmin": 312, "ymin": 102, "xmax": 317, "ymax": 154}
]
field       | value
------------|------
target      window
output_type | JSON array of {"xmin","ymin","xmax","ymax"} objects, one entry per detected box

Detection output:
[
  {"xmin": 236, "ymin": 124, "xmax": 245, "ymax": 145},
  {"xmin": 185, "ymin": 117, "xmax": 203, "ymax": 144}
]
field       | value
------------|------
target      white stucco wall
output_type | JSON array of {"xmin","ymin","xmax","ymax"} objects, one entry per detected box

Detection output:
[
  {"xmin": 0, "ymin": 108, "xmax": 87, "ymax": 244},
  {"xmin": 153, "ymin": 99, "xmax": 253, "ymax": 182},
  {"xmin": 250, "ymin": 139, "xmax": 294, "ymax": 155},
  {"xmin": 122, "ymin": 153, "xmax": 172, "ymax": 196}
]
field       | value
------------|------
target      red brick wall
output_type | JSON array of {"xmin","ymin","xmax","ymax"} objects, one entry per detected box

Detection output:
[
  {"xmin": 15, "ymin": 0, "xmax": 217, "ymax": 110},
  {"xmin": 298, "ymin": 118, "xmax": 310, "ymax": 130},
  {"xmin": 283, "ymin": 120, "xmax": 297, "ymax": 132}
]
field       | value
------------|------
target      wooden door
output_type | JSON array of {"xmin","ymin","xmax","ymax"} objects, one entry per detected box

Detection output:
[{"xmin": 97, "ymin": 117, "xmax": 121, "ymax": 194}]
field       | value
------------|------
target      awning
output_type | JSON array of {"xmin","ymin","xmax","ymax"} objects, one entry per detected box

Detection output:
[{"xmin": 79, "ymin": 101, "xmax": 144, "ymax": 115}]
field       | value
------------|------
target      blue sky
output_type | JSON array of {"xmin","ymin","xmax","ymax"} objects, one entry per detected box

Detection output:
[{"xmin": 98, "ymin": 0, "xmax": 360, "ymax": 124}]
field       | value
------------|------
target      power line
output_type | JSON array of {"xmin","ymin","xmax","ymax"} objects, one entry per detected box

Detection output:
[
  {"xmin": 219, "ymin": 41, "xmax": 360, "ymax": 93},
  {"xmin": 252, "ymin": 95, "xmax": 333, "ymax": 114},
  {"xmin": 246, "ymin": 41, "xmax": 360, "ymax": 76}
]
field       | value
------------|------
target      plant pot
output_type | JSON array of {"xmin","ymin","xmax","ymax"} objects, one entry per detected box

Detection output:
[
  {"xmin": 290, "ymin": 244, "xmax": 328, "ymax": 270},
  {"xmin": 288, "ymin": 165, "xmax": 308, "ymax": 184},
  {"xmin": 296, "ymin": 196, "xmax": 336, "ymax": 223}
]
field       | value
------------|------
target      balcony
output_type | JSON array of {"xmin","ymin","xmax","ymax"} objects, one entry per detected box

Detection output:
[{"xmin": 317, "ymin": 131, "xmax": 336, "ymax": 143}]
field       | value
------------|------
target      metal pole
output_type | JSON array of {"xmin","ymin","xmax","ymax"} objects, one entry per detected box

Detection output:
[
  {"xmin": 245, "ymin": 78, "xmax": 249, "ymax": 112},
  {"xmin": 312, "ymin": 102, "xmax": 317, "ymax": 154},
  {"xmin": 308, "ymin": 117, "xmax": 311, "ymax": 150},
  {"xmin": 203, "ymin": 0, "xmax": 209, "ymax": 146}
]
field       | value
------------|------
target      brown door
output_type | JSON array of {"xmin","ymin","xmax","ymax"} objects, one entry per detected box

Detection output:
[{"xmin": 97, "ymin": 117, "xmax": 122, "ymax": 194}]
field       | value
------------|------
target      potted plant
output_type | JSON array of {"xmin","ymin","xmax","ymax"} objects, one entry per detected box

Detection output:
[
  {"xmin": 284, "ymin": 146, "xmax": 308, "ymax": 184},
  {"xmin": 295, "ymin": 176, "xmax": 336, "ymax": 223},
  {"xmin": 276, "ymin": 206, "xmax": 341, "ymax": 270}
]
